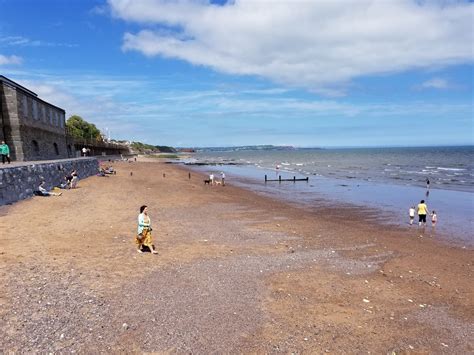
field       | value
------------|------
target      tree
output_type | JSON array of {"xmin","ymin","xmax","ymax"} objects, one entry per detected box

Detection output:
[{"xmin": 66, "ymin": 115, "xmax": 102, "ymax": 141}]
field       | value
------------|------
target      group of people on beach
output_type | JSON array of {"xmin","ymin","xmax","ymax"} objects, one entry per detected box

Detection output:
[
  {"xmin": 36, "ymin": 169, "xmax": 79, "ymax": 197},
  {"xmin": 208, "ymin": 172, "xmax": 225, "ymax": 186},
  {"xmin": 407, "ymin": 178, "xmax": 437, "ymax": 227},
  {"xmin": 409, "ymin": 200, "xmax": 437, "ymax": 227}
]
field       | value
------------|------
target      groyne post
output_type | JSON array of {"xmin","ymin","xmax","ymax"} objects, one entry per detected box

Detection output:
[{"xmin": 279, "ymin": 175, "xmax": 281, "ymax": 183}]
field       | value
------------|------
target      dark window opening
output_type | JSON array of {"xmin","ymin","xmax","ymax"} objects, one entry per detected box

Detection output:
[{"xmin": 32, "ymin": 140, "xmax": 40, "ymax": 155}]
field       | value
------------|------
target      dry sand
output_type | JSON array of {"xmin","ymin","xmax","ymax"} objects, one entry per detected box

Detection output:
[{"xmin": 0, "ymin": 160, "xmax": 472, "ymax": 353}]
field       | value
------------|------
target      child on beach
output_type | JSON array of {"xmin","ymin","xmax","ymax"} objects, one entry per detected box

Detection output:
[
  {"xmin": 409, "ymin": 206, "xmax": 415, "ymax": 225},
  {"xmin": 431, "ymin": 211, "xmax": 437, "ymax": 227}
]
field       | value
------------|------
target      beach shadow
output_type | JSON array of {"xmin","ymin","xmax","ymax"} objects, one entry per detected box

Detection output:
[{"xmin": 140, "ymin": 245, "xmax": 155, "ymax": 253}]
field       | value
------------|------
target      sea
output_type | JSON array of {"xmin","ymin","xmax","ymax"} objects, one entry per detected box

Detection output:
[{"xmin": 183, "ymin": 146, "xmax": 474, "ymax": 246}]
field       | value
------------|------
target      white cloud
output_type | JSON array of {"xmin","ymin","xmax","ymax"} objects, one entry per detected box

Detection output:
[
  {"xmin": 109, "ymin": 0, "xmax": 473, "ymax": 94},
  {"xmin": 419, "ymin": 77, "xmax": 451, "ymax": 89},
  {"xmin": 0, "ymin": 35, "xmax": 77, "ymax": 48},
  {"xmin": 0, "ymin": 54, "xmax": 22, "ymax": 65}
]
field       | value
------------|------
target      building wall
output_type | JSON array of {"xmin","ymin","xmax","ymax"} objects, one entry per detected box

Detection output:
[
  {"xmin": 0, "ymin": 158, "xmax": 99, "ymax": 205},
  {"xmin": 0, "ymin": 80, "xmax": 69, "ymax": 161}
]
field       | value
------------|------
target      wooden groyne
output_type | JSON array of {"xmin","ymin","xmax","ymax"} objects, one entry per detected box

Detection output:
[{"xmin": 265, "ymin": 175, "xmax": 309, "ymax": 183}]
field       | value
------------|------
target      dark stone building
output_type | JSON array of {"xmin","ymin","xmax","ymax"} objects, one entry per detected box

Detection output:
[{"xmin": 0, "ymin": 75, "xmax": 73, "ymax": 161}]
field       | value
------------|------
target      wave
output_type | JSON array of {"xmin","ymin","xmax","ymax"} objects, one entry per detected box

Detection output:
[{"xmin": 437, "ymin": 167, "xmax": 466, "ymax": 171}]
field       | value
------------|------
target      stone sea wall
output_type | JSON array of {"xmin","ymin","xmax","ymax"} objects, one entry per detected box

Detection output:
[{"xmin": 0, "ymin": 158, "xmax": 99, "ymax": 205}]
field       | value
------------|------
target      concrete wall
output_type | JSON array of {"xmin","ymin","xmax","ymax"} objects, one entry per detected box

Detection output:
[
  {"xmin": 0, "ymin": 158, "xmax": 99, "ymax": 205},
  {"xmin": 0, "ymin": 80, "xmax": 69, "ymax": 162}
]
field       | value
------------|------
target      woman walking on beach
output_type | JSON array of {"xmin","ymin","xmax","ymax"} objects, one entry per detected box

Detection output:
[
  {"xmin": 417, "ymin": 199, "xmax": 429, "ymax": 227},
  {"xmin": 136, "ymin": 205, "xmax": 158, "ymax": 254}
]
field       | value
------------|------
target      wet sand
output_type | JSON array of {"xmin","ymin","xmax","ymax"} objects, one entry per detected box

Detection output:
[{"xmin": 0, "ymin": 160, "xmax": 472, "ymax": 353}]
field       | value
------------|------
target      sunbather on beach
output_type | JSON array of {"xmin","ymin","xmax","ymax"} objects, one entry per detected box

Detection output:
[
  {"xmin": 104, "ymin": 166, "xmax": 116, "ymax": 174},
  {"xmin": 38, "ymin": 181, "xmax": 62, "ymax": 196},
  {"xmin": 136, "ymin": 205, "xmax": 158, "ymax": 254}
]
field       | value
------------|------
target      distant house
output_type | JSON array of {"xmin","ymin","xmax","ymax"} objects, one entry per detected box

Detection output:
[{"xmin": 0, "ymin": 75, "xmax": 73, "ymax": 161}]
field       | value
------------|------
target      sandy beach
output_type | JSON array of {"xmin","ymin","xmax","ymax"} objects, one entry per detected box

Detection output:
[{"xmin": 0, "ymin": 160, "xmax": 472, "ymax": 353}]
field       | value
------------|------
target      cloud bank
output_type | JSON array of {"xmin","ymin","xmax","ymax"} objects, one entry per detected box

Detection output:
[{"xmin": 109, "ymin": 0, "xmax": 473, "ymax": 94}]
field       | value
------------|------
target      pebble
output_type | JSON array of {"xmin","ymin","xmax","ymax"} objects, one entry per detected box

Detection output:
[
  {"xmin": 122, "ymin": 323, "xmax": 129, "ymax": 330},
  {"xmin": 363, "ymin": 299, "xmax": 370, "ymax": 303}
]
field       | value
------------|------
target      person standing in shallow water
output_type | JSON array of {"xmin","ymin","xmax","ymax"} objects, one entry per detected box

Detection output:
[
  {"xmin": 417, "ymin": 199, "xmax": 429, "ymax": 227},
  {"xmin": 136, "ymin": 205, "xmax": 158, "ymax": 254},
  {"xmin": 409, "ymin": 206, "xmax": 415, "ymax": 225}
]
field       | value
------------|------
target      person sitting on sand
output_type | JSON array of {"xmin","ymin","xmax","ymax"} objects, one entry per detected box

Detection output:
[
  {"xmin": 38, "ymin": 181, "xmax": 62, "ymax": 196},
  {"xmin": 64, "ymin": 173, "xmax": 73, "ymax": 188},
  {"xmin": 136, "ymin": 205, "xmax": 158, "ymax": 254},
  {"xmin": 97, "ymin": 167, "xmax": 108, "ymax": 177},
  {"xmin": 431, "ymin": 211, "xmax": 437, "ymax": 227},
  {"xmin": 409, "ymin": 206, "xmax": 415, "ymax": 225},
  {"xmin": 417, "ymin": 199, "xmax": 429, "ymax": 227},
  {"xmin": 104, "ymin": 166, "xmax": 116, "ymax": 175},
  {"xmin": 69, "ymin": 170, "xmax": 79, "ymax": 188}
]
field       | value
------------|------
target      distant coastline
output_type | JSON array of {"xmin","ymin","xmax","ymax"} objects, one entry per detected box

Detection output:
[{"xmin": 180, "ymin": 144, "xmax": 473, "ymax": 152}]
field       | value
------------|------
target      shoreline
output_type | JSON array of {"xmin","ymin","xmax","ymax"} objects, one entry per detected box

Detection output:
[
  {"xmin": 1, "ymin": 160, "xmax": 472, "ymax": 352},
  {"xmin": 185, "ymin": 163, "xmax": 474, "ymax": 248}
]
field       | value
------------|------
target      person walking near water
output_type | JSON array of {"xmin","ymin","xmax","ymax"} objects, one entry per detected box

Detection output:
[
  {"xmin": 417, "ymin": 199, "xmax": 429, "ymax": 227},
  {"xmin": 426, "ymin": 178, "xmax": 430, "ymax": 190},
  {"xmin": 0, "ymin": 140, "xmax": 11, "ymax": 164},
  {"xmin": 136, "ymin": 205, "xmax": 158, "ymax": 254},
  {"xmin": 220, "ymin": 172, "xmax": 225, "ymax": 186},
  {"xmin": 431, "ymin": 211, "xmax": 438, "ymax": 227},
  {"xmin": 409, "ymin": 206, "xmax": 415, "ymax": 225}
]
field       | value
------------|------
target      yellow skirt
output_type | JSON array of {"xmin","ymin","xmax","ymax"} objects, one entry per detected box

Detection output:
[{"xmin": 136, "ymin": 228, "xmax": 153, "ymax": 248}]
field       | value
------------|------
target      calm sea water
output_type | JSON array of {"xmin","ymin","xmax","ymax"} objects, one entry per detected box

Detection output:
[
  {"xmin": 192, "ymin": 146, "xmax": 474, "ymax": 193},
  {"xmin": 186, "ymin": 146, "xmax": 474, "ymax": 246}
]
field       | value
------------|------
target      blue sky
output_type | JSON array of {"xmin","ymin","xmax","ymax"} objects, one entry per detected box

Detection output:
[{"xmin": 0, "ymin": 0, "xmax": 472, "ymax": 147}]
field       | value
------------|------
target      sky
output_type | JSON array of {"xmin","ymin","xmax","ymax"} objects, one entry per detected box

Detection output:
[{"xmin": 0, "ymin": 0, "xmax": 473, "ymax": 148}]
